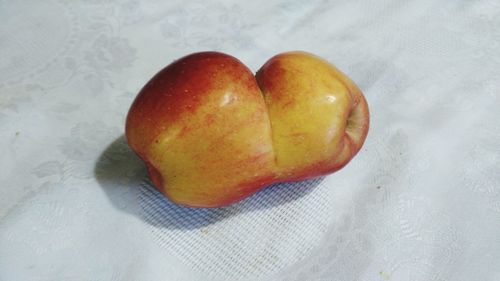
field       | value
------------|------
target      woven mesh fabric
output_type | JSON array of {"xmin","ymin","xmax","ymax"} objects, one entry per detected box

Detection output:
[{"xmin": 140, "ymin": 177, "xmax": 331, "ymax": 280}]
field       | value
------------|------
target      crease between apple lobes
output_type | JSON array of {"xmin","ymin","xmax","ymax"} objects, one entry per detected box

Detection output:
[{"xmin": 125, "ymin": 51, "xmax": 369, "ymax": 208}]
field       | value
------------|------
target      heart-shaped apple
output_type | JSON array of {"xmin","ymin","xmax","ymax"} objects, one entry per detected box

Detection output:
[{"xmin": 126, "ymin": 51, "xmax": 369, "ymax": 207}]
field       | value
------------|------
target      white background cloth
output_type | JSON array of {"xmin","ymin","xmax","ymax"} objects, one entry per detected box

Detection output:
[{"xmin": 1, "ymin": 0, "xmax": 500, "ymax": 280}]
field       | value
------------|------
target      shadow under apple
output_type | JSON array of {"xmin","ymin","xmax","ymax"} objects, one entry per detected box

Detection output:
[{"xmin": 94, "ymin": 135, "xmax": 324, "ymax": 230}]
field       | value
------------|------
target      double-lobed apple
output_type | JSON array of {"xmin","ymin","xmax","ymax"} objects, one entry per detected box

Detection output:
[{"xmin": 126, "ymin": 51, "xmax": 369, "ymax": 208}]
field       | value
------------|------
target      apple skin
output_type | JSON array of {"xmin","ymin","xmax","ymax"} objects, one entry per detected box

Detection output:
[
  {"xmin": 126, "ymin": 52, "xmax": 277, "ymax": 207},
  {"xmin": 126, "ymin": 51, "xmax": 369, "ymax": 207},
  {"xmin": 256, "ymin": 51, "xmax": 369, "ymax": 182}
]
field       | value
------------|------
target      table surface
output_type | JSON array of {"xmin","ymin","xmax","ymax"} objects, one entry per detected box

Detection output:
[{"xmin": 1, "ymin": 0, "xmax": 500, "ymax": 280}]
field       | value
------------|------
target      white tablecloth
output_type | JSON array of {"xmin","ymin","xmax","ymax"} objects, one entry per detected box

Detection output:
[{"xmin": 1, "ymin": 0, "xmax": 500, "ymax": 280}]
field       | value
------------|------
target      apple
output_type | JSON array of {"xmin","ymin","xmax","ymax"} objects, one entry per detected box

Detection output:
[{"xmin": 126, "ymin": 51, "xmax": 369, "ymax": 207}]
